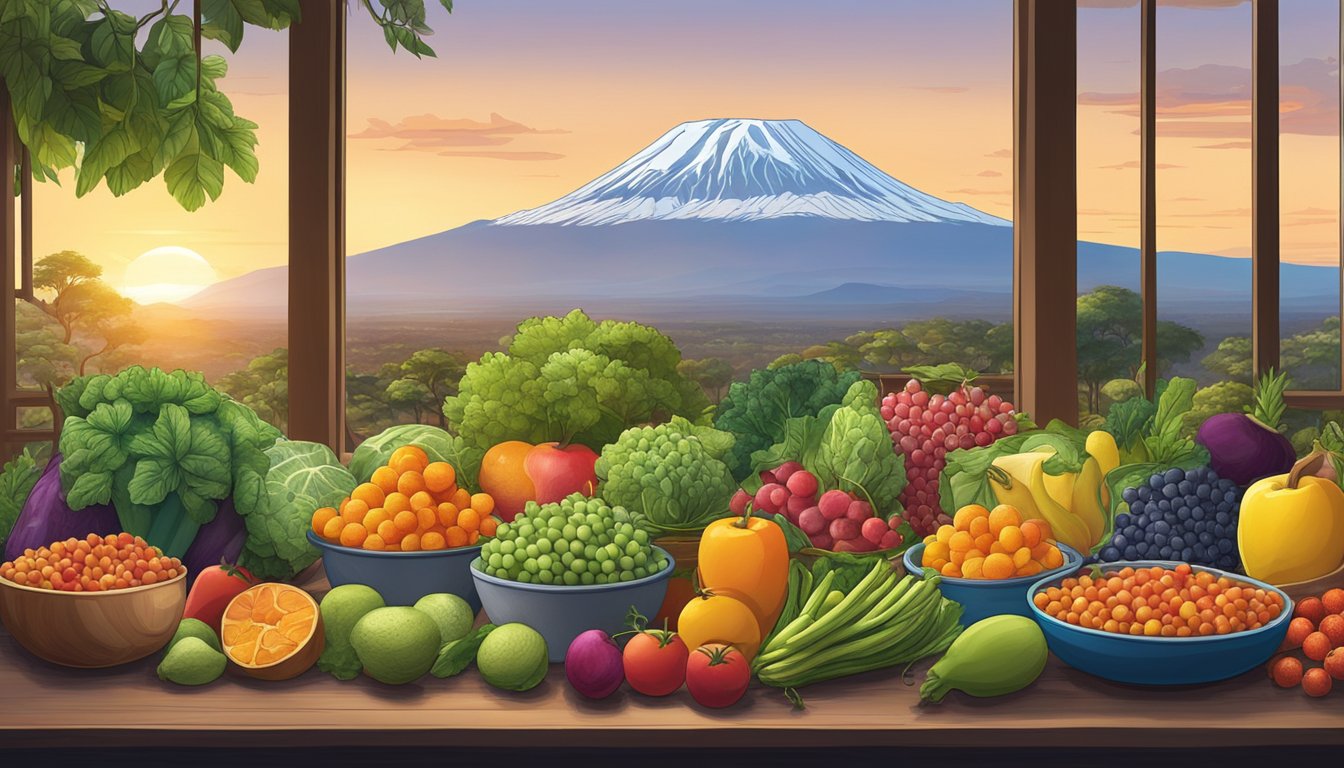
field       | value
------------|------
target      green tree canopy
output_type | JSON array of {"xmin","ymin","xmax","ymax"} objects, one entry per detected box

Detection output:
[
  {"xmin": 1076, "ymin": 285, "xmax": 1203, "ymax": 414},
  {"xmin": 25, "ymin": 250, "xmax": 142, "ymax": 381},
  {"xmin": 678, "ymin": 357, "xmax": 735, "ymax": 403},
  {"xmin": 216, "ymin": 347, "xmax": 288, "ymax": 432}
]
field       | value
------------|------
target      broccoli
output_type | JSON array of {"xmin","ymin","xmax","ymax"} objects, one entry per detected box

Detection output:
[
  {"xmin": 713, "ymin": 361, "xmax": 861, "ymax": 480},
  {"xmin": 595, "ymin": 416, "xmax": 738, "ymax": 535},
  {"xmin": 444, "ymin": 309, "xmax": 710, "ymax": 452}
]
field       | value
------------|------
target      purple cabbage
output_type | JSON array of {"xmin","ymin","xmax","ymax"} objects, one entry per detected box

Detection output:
[{"xmin": 4, "ymin": 453, "xmax": 119, "ymax": 561}]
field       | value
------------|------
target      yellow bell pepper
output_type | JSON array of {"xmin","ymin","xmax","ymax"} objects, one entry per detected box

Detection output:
[
  {"xmin": 1238, "ymin": 450, "xmax": 1344, "ymax": 584},
  {"xmin": 697, "ymin": 510, "xmax": 790, "ymax": 640}
]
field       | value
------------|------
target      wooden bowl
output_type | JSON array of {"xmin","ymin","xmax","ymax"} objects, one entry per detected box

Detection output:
[
  {"xmin": 1276, "ymin": 559, "xmax": 1344, "ymax": 602},
  {"xmin": 0, "ymin": 571, "xmax": 187, "ymax": 668}
]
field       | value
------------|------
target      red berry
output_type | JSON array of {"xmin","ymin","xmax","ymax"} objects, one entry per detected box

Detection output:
[
  {"xmin": 1325, "ymin": 648, "xmax": 1344, "ymax": 681},
  {"xmin": 1302, "ymin": 667, "xmax": 1333, "ymax": 697},
  {"xmin": 860, "ymin": 517, "xmax": 887, "ymax": 544},
  {"xmin": 1295, "ymin": 597, "xmax": 1327, "ymax": 627},
  {"xmin": 1269, "ymin": 655, "xmax": 1303, "ymax": 688},
  {"xmin": 1284, "ymin": 617, "xmax": 1315, "ymax": 650},
  {"xmin": 1318, "ymin": 613, "xmax": 1344, "ymax": 647},
  {"xmin": 1322, "ymin": 588, "xmax": 1344, "ymax": 616},
  {"xmin": 1303, "ymin": 631, "xmax": 1332, "ymax": 662}
]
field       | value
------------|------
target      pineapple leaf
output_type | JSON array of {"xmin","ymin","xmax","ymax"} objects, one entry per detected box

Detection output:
[{"xmin": 1248, "ymin": 367, "xmax": 1289, "ymax": 432}]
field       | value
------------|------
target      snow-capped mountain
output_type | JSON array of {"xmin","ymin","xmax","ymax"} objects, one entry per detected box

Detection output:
[{"xmin": 495, "ymin": 118, "xmax": 1009, "ymax": 227}]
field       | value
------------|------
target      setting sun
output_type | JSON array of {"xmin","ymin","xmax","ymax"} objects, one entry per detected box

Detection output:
[{"xmin": 119, "ymin": 246, "xmax": 218, "ymax": 305}]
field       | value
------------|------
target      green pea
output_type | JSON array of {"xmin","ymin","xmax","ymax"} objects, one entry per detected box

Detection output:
[{"xmin": 619, "ymin": 555, "xmax": 634, "ymax": 571}]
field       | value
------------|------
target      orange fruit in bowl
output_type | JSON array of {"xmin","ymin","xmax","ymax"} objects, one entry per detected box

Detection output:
[
  {"xmin": 370, "ymin": 466, "xmax": 400, "ymax": 495},
  {"xmin": 423, "ymin": 462, "xmax": 457, "ymax": 494},
  {"xmin": 477, "ymin": 441, "xmax": 536, "ymax": 522},
  {"xmin": 389, "ymin": 446, "xmax": 429, "ymax": 475},
  {"xmin": 221, "ymin": 583, "xmax": 324, "ymax": 680}
]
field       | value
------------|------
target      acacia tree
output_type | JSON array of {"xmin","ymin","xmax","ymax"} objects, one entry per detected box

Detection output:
[
  {"xmin": 26, "ymin": 250, "xmax": 142, "ymax": 380},
  {"xmin": 1076, "ymin": 286, "xmax": 1203, "ymax": 414},
  {"xmin": 678, "ymin": 357, "xmax": 735, "ymax": 403},
  {"xmin": 216, "ymin": 348, "xmax": 288, "ymax": 432},
  {"xmin": 379, "ymin": 347, "xmax": 466, "ymax": 427},
  {"xmin": 0, "ymin": 1, "xmax": 451, "ymax": 210}
]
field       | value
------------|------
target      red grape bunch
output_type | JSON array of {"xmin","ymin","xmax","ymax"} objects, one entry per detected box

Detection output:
[
  {"xmin": 881, "ymin": 379, "xmax": 1019, "ymax": 537},
  {"xmin": 730, "ymin": 461, "xmax": 905, "ymax": 553}
]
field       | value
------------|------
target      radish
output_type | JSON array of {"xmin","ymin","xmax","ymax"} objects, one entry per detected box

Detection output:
[
  {"xmin": 846, "ymin": 499, "xmax": 873, "ymax": 521},
  {"xmin": 785, "ymin": 470, "xmax": 818, "ymax": 498},
  {"xmin": 769, "ymin": 485, "xmax": 789, "ymax": 509},
  {"xmin": 754, "ymin": 483, "xmax": 784, "ymax": 513},
  {"xmin": 729, "ymin": 489, "xmax": 751, "ymax": 515},
  {"xmin": 879, "ymin": 530, "xmax": 904, "ymax": 550},
  {"xmin": 798, "ymin": 507, "xmax": 825, "ymax": 534},
  {"xmin": 785, "ymin": 494, "xmax": 812, "ymax": 516},
  {"xmin": 809, "ymin": 532, "xmax": 833, "ymax": 550},
  {"xmin": 829, "ymin": 517, "xmax": 859, "ymax": 541},
  {"xmin": 818, "ymin": 490, "xmax": 851, "ymax": 520},
  {"xmin": 773, "ymin": 461, "xmax": 804, "ymax": 483},
  {"xmin": 861, "ymin": 517, "xmax": 887, "ymax": 544}
]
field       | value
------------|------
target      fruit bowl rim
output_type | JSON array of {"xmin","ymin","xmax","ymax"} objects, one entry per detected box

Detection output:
[
  {"xmin": 902, "ymin": 540, "xmax": 1083, "ymax": 586},
  {"xmin": 469, "ymin": 544, "xmax": 675, "ymax": 593},
  {"xmin": 1027, "ymin": 559, "xmax": 1294, "ymax": 644},
  {"xmin": 0, "ymin": 566, "xmax": 186, "ymax": 597},
  {"xmin": 306, "ymin": 530, "xmax": 484, "ymax": 559}
]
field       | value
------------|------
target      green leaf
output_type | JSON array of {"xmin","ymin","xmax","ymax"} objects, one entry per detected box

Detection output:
[
  {"xmin": 165, "ymin": 151, "xmax": 225, "ymax": 211},
  {"xmin": 75, "ymin": 125, "xmax": 136, "ymax": 197},
  {"xmin": 201, "ymin": 54, "xmax": 228, "ymax": 80},
  {"xmin": 153, "ymin": 53, "xmax": 196, "ymax": 107},
  {"xmin": 48, "ymin": 34, "xmax": 83, "ymax": 61},
  {"xmin": 158, "ymin": 108, "xmax": 197, "ymax": 166},
  {"xmin": 44, "ymin": 86, "xmax": 101, "ymax": 141},
  {"xmin": 66, "ymin": 469, "xmax": 114, "ymax": 509},
  {"xmin": 89, "ymin": 15, "xmax": 133, "ymax": 71},
  {"xmin": 439, "ymin": 0, "xmax": 453, "ymax": 11},
  {"xmin": 128, "ymin": 458, "xmax": 179, "ymax": 506}
]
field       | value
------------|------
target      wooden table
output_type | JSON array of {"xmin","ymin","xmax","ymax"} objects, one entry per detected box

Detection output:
[{"xmin": 2, "ymin": 622, "xmax": 1340, "ymax": 750}]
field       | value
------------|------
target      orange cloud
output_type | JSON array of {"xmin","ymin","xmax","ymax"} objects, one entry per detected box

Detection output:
[
  {"xmin": 986, "ymin": 148, "xmax": 1012, "ymax": 158},
  {"xmin": 1099, "ymin": 160, "xmax": 1183, "ymax": 170},
  {"xmin": 350, "ymin": 113, "xmax": 569, "ymax": 155},
  {"xmin": 976, "ymin": 170, "xmax": 1002, "ymax": 177},
  {"xmin": 1196, "ymin": 141, "xmax": 1252, "ymax": 150},
  {"xmin": 437, "ymin": 151, "xmax": 565, "ymax": 161}
]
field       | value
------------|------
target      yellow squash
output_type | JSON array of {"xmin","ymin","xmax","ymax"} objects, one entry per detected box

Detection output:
[{"xmin": 1069, "ymin": 457, "xmax": 1106, "ymax": 547}]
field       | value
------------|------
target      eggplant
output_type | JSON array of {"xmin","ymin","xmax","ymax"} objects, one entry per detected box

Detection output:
[
  {"xmin": 1196, "ymin": 412, "xmax": 1296, "ymax": 486},
  {"xmin": 181, "ymin": 498, "xmax": 246, "ymax": 585},
  {"xmin": 3, "ymin": 453, "xmax": 120, "ymax": 560}
]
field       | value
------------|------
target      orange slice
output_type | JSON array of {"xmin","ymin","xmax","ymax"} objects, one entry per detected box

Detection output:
[{"xmin": 221, "ymin": 583, "xmax": 324, "ymax": 681}]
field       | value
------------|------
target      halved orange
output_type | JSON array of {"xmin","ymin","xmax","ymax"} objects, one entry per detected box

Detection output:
[{"xmin": 221, "ymin": 583, "xmax": 324, "ymax": 680}]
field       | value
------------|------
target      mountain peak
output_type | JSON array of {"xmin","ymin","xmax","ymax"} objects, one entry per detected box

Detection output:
[{"xmin": 495, "ymin": 118, "xmax": 1008, "ymax": 227}]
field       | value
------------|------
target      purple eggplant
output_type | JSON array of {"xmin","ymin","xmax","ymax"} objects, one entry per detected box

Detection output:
[{"xmin": 3, "ymin": 453, "xmax": 120, "ymax": 561}]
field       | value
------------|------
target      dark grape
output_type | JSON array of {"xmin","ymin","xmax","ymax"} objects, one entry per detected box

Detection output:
[{"xmin": 1096, "ymin": 466, "xmax": 1242, "ymax": 571}]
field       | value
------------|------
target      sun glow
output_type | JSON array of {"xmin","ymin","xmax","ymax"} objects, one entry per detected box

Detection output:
[{"xmin": 120, "ymin": 246, "xmax": 218, "ymax": 305}]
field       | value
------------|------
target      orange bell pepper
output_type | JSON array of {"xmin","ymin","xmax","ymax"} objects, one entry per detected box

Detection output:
[{"xmin": 697, "ymin": 510, "xmax": 790, "ymax": 639}]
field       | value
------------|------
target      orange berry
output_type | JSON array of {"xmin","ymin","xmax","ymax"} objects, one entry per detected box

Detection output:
[
  {"xmin": 988, "ymin": 505, "xmax": 1022, "ymax": 535},
  {"xmin": 479, "ymin": 516, "xmax": 499, "ymax": 537},
  {"xmin": 398, "ymin": 471, "xmax": 428, "ymax": 497},
  {"xmin": 409, "ymin": 490, "xmax": 436, "ymax": 511},
  {"xmin": 968, "ymin": 516, "xmax": 991, "ymax": 538},
  {"xmin": 351, "ymin": 483, "xmax": 385, "ymax": 510},
  {"xmin": 1011, "ymin": 546, "xmax": 1032, "ymax": 569},
  {"xmin": 342, "ymin": 499, "xmax": 370, "ymax": 525},
  {"xmin": 935, "ymin": 525, "xmax": 956, "ymax": 543},
  {"xmin": 922, "ymin": 541, "xmax": 951, "ymax": 566},
  {"xmin": 982, "ymin": 552, "xmax": 1015, "ymax": 580},
  {"xmin": 998, "ymin": 524, "xmax": 1025, "ymax": 551},
  {"xmin": 452, "ymin": 488, "xmax": 472, "ymax": 510},
  {"xmin": 389, "ymin": 445, "xmax": 430, "ymax": 474},
  {"xmin": 370, "ymin": 466, "xmax": 399, "ymax": 494},
  {"xmin": 394, "ymin": 509, "xmax": 418, "ymax": 533},
  {"xmin": 974, "ymin": 533, "xmax": 995, "ymax": 553},
  {"xmin": 960, "ymin": 556, "xmax": 985, "ymax": 579},
  {"xmin": 363, "ymin": 534, "xmax": 386, "ymax": 551},
  {"xmin": 437, "ymin": 502, "xmax": 460, "ymax": 528},
  {"xmin": 953, "ymin": 504, "xmax": 989, "ymax": 531},
  {"xmin": 941, "ymin": 561, "xmax": 961, "ymax": 577},
  {"xmin": 948, "ymin": 531, "xmax": 974, "ymax": 553},
  {"xmin": 311, "ymin": 507, "xmax": 337, "ymax": 536},
  {"xmin": 423, "ymin": 462, "xmax": 457, "ymax": 494},
  {"xmin": 417, "ymin": 507, "xmax": 437, "ymax": 531},
  {"xmin": 376, "ymin": 520, "xmax": 401, "ymax": 543},
  {"xmin": 1020, "ymin": 520, "xmax": 1043, "ymax": 548},
  {"xmin": 383, "ymin": 492, "xmax": 411, "ymax": 515},
  {"xmin": 1015, "ymin": 560, "xmax": 1043, "ymax": 577},
  {"xmin": 339, "ymin": 523, "xmax": 368, "ymax": 548},
  {"xmin": 363, "ymin": 508, "xmax": 390, "ymax": 532},
  {"xmin": 1040, "ymin": 546, "xmax": 1064, "ymax": 570},
  {"xmin": 468, "ymin": 531, "xmax": 480, "ymax": 545},
  {"xmin": 457, "ymin": 508, "xmax": 481, "ymax": 534},
  {"xmin": 446, "ymin": 526, "xmax": 469, "ymax": 548},
  {"xmin": 470, "ymin": 493, "xmax": 495, "ymax": 517},
  {"xmin": 400, "ymin": 533, "xmax": 422, "ymax": 552},
  {"xmin": 321, "ymin": 516, "xmax": 345, "ymax": 541},
  {"xmin": 422, "ymin": 532, "xmax": 447, "ymax": 551}
]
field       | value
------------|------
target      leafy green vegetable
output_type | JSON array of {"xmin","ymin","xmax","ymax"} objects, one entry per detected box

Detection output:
[
  {"xmin": 713, "ymin": 361, "xmax": 861, "ymax": 480},
  {"xmin": 812, "ymin": 380, "xmax": 907, "ymax": 519},
  {"xmin": 0, "ymin": 449, "xmax": 43, "ymax": 550},
  {"xmin": 349, "ymin": 423, "xmax": 485, "ymax": 491},
  {"xmin": 903, "ymin": 363, "xmax": 978, "ymax": 395},
  {"xmin": 1100, "ymin": 376, "xmax": 1207, "ymax": 467},
  {"xmin": 444, "ymin": 310, "xmax": 709, "ymax": 452},
  {"xmin": 595, "ymin": 417, "xmax": 738, "ymax": 535},
  {"xmin": 54, "ymin": 367, "xmax": 282, "ymax": 560},
  {"xmin": 1101, "ymin": 396, "xmax": 1155, "ymax": 462},
  {"xmin": 432, "ymin": 624, "xmax": 496, "ymax": 679},
  {"xmin": 239, "ymin": 440, "xmax": 357, "ymax": 580},
  {"xmin": 772, "ymin": 513, "xmax": 814, "ymax": 553}
]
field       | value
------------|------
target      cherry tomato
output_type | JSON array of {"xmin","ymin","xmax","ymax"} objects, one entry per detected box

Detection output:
[
  {"xmin": 686, "ymin": 643, "xmax": 750, "ymax": 709},
  {"xmin": 623, "ymin": 629, "xmax": 688, "ymax": 697}
]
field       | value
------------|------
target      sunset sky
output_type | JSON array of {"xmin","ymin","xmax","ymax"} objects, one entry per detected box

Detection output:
[{"xmin": 27, "ymin": 0, "xmax": 1343, "ymax": 300}]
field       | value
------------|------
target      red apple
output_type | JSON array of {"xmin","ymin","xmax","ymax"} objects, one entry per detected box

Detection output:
[{"xmin": 523, "ymin": 442, "xmax": 599, "ymax": 505}]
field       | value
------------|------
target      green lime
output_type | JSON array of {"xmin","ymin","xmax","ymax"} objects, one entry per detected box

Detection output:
[
  {"xmin": 157, "ymin": 637, "xmax": 227, "ymax": 686},
  {"xmin": 317, "ymin": 584, "xmax": 386, "ymax": 680},
  {"xmin": 475, "ymin": 623, "xmax": 549, "ymax": 692},
  {"xmin": 349, "ymin": 606, "xmax": 441, "ymax": 685},
  {"xmin": 413, "ymin": 593, "xmax": 475, "ymax": 645},
  {"xmin": 169, "ymin": 618, "xmax": 220, "ymax": 653}
]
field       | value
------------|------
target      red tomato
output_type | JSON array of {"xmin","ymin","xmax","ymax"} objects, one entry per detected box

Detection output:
[
  {"xmin": 183, "ymin": 561, "xmax": 257, "ymax": 634},
  {"xmin": 623, "ymin": 629, "xmax": 689, "ymax": 696},
  {"xmin": 686, "ymin": 643, "xmax": 750, "ymax": 708}
]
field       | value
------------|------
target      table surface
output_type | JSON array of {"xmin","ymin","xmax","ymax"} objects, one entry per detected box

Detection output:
[{"xmin": 4, "ymin": 569, "xmax": 1343, "ymax": 750}]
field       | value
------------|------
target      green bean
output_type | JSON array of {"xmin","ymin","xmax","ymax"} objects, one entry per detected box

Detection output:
[{"xmin": 780, "ymin": 562, "xmax": 892, "ymax": 650}]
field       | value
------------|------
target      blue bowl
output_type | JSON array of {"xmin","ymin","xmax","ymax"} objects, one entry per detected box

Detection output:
[
  {"xmin": 1028, "ymin": 561, "xmax": 1294, "ymax": 685},
  {"xmin": 470, "ymin": 546, "xmax": 674, "ymax": 662},
  {"xmin": 903, "ymin": 541, "xmax": 1083, "ymax": 625},
  {"xmin": 307, "ymin": 531, "xmax": 481, "ymax": 611}
]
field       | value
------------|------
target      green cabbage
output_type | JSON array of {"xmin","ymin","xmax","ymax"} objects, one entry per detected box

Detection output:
[
  {"xmin": 240, "ymin": 440, "xmax": 356, "ymax": 580},
  {"xmin": 349, "ymin": 423, "xmax": 484, "ymax": 491}
]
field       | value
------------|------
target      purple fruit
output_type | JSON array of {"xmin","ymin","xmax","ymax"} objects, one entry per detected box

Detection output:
[
  {"xmin": 769, "ymin": 486, "xmax": 790, "ymax": 509},
  {"xmin": 860, "ymin": 517, "xmax": 888, "ymax": 544},
  {"xmin": 829, "ymin": 517, "xmax": 860, "ymax": 541},
  {"xmin": 846, "ymin": 499, "xmax": 873, "ymax": 521},
  {"xmin": 1196, "ymin": 412, "xmax": 1296, "ymax": 486},
  {"xmin": 818, "ymin": 490, "xmax": 851, "ymax": 520},
  {"xmin": 773, "ymin": 461, "xmax": 804, "ymax": 483},
  {"xmin": 798, "ymin": 507, "xmax": 826, "ymax": 535},
  {"xmin": 565, "ymin": 630, "xmax": 624, "ymax": 699},
  {"xmin": 730, "ymin": 489, "xmax": 751, "ymax": 515},
  {"xmin": 785, "ymin": 470, "xmax": 819, "ymax": 498}
]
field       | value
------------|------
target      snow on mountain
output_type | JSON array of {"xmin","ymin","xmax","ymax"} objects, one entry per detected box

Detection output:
[{"xmin": 495, "ymin": 118, "xmax": 1009, "ymax": 227}]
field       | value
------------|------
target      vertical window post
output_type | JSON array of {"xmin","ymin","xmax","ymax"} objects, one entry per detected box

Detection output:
[
  {"xmin": 1140, "ymin": 0, "xmax": 1158, "ymax": 397},
  {"xmin": 1251, "ymin": 0, "xmax": 1280, "ymax": 377},
  {"xmin": 288, "ymin": 0, "xmax": 347, "ymax": 451},
  {"xmin": 0, "ymin": 85, "xmax": 17, "ymax": 461},
  {"xmin": 1013, "ymin": 0, "xmax": 1079, "ymax": 425}
]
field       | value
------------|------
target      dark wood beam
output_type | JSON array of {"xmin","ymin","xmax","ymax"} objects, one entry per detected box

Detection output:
[
  {"xmin": 1140, "ymin": 0, "xmax": 1158, "ymax": 397},
  {"xmin": 1013, "ymin": 0, "xmax": 1078, "ymax": 425},
  {"xmin": 0, "ymin": 86, "xmax": 18, "ymax": 460},
  {"xmin": 1251, "ymin": 0, "xmax": 1279, "ymax": 378},
  {"xmin": 287, "ymin": 0, "xmax": 347, "ymax": 449}
]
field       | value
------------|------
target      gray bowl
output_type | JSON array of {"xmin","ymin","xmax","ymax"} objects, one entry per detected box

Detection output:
[
  {"xmin": 308, "ymin": 531, "xmax": 481, "ymax": 611},
  {"xmin": 470, "ymin": 546, "xmax": 674, "ymax": 662}
]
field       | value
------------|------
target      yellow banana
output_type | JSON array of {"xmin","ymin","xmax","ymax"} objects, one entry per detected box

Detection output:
[
  {"xmin": 1027, "ymin": 457, "xmax": 1093, "ymax": 552},
  {"xmin": 989, "ymin": 458, "xmax": 1045, "ymax": 520},
  {"xmin": 1070, "ymin": 457, "xmax": 1106, "ymax": 548},
  {"xmin": 1085, "ymin": 430, "xmax": 1121, "ymax": 509}
]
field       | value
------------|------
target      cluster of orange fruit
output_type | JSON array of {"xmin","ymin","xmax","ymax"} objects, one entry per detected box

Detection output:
[
  {"xmin": 921, "ymin": 503, "xmax": 1065, "ymax": 580},
  {"xmin": 311, "ymin": 446, "xmax": 499, "ymax": 552}
]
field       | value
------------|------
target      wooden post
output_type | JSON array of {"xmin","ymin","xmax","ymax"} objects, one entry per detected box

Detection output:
[
  {"xmin": 1013, "ymin": 0, "xmax": 1079, "ymax": 425},
  {"xmin": 1251, "ymin": 0, "xmax": 1279, "ymax": 377},
  {"xmin": 1140, "ymin": 0, "xmax": 1158, "ymax": 397},
  {"xmin": 0, "ymin": 85, "xmax": 17, "ymax": 461},
  {"xmin": 288, "ymin": 0, "xmax": 347, "ymax": 450}
]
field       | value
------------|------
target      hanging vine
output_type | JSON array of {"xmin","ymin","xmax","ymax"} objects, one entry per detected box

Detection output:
[{"xmin": 0, "ymin": 0, "xmax": 451, "ymax": 211}]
